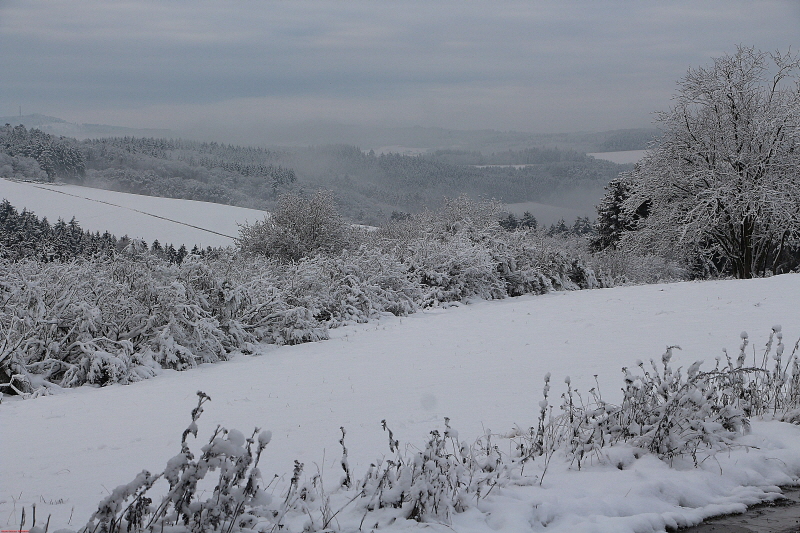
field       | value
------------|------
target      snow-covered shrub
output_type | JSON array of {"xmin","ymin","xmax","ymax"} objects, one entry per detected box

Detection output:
[
  {"xmin": 73, "ymin": 397, "xmax": 507, "ymax": 533},
  {"xmin": 406, "ymin": 232, "xmax": 507, "ymax": 305},
  {"xmin": 589, "ymin": 247, "xmax": 688, "ymax": 285},
  {"xmin": 219, "ymin": 249, "xmax": 418, "ymax": 344},
  {"xmin": 296, "ymin": 248, "xmax": 420, "ymax": 323},
  {"xmin": 209, "ymin": 256, "xmax": 331, "ymax": 346},
  {"xmin": 368, "ymin": 196, "xmax": 507, "ymax": 307},
  {"xmin": 370, "ymin": 196, "xmax": 606, "ymax": 306},
  {"xmin": 3, "ymin": 196, "xmax": 615, "ymax": 396},
  {"xmin": 437, "ymin": 195, "xmax": 506, "ymax": 235},
  {"xmin": 0, "ymin": 259, "xmax": 157, "ymax": 393},
  {"xmin": 706, "ymin": 327, "xmax": 800, "ymax": 420},
  {"xmin": 515, "ymin": 330, "xmax": 800, "ymax": 471},
  {"xmin": 237, "ymin": 190, "xmax": 351, "ymax": 261},
  {"xmin": 353, "ymin": 418, "xmax": 505, "ymax": 525},
  {"xmin": 0, "ymin": 257, "xmax": 233, "ymax": 394},
  {"xmin": 81, "ymin": 391, "xmax": 275, "ymax": 533},
  {"xmin": 612, "ymin": 348, "xmax": 749, "ymax": 464},
  {"xmin": 494, "ymin": 230, "xmax": 607, "ymax": 294}
]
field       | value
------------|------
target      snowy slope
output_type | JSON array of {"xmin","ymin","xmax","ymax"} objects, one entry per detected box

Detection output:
[
  {"xmin": 0, "ymin": 178, "xmax": 269, "ymax": 248},
  {"xmin": 2, "ymin": 274, "xmax": 800, "ymax": 532}
]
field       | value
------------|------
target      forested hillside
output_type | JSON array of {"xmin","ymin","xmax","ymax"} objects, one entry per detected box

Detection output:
[
  {"xmin": 0, "ymin": 124, "xmax": 85, "ymax": 181},
  {"xmin": 287, "ymin": 145, "xmax": 623, "ymax": 221},
  {"xmin": 1, "ymin": 123, "xmax": 628, "ymax": 224}
]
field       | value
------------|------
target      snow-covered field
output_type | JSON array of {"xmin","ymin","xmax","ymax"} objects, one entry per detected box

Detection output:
[
  {"xmin": 3, "ymin": 273, "xmax": 800, "ymax": 532},
  {"xmin": 0, "ymin": 178, "xmax": 268, "ymax": 248}
]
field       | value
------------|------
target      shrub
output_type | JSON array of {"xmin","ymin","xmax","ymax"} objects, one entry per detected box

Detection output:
[
  {"xmin": 588, "ymin": 248, "xmax": 687, "ymax": 285},
  {"xmin": 237, "ymin": 190, "xmax": 350, "ymax": 261},
  {"xmin": 81, "ymin": 392, "xmax": 275, "ymax": 533},
  {"xmin": 2, "ymin": 197, "xmax": 615, "ymax": 396}
]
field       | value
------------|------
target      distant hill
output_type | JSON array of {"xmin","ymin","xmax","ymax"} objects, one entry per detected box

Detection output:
[
  {"xmin": 0, "ymin": 113, "xmax": 67, "ymax": 127},
  {"xmin": 210, "ymin": 121, "xmax": 661, "ymax": 154},
  {"xmin": 2, "ymin": 124, "xmax": 629, "ymax": 225},
  {"xmin": 2, "ymin": 118, "xmax": 650, "ymax": 225},
  {"xmin": 0, "ymin": 114, "xmax": 658, "ymax": 154},
  {"xmin": 0, "ymin": 114, "xmax": 174, "ymax": 139}
]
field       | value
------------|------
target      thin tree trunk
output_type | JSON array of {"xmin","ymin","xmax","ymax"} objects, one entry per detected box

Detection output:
[
  {"xmin": 740, "ymin": 216, "xmax": 754, "ymax": 279},
  {"xmin": 772, "ymin": 230, "xmax": 789, "ymax": 275}
]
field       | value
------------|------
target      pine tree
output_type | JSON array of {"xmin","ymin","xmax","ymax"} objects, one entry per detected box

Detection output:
[
  {"xmin": 520, "ymin": 211, "xmax": 537, "ymax": 229},
  {"xmin": 176, "ymin": 244, "xmax": 188, "ymax": 264},
  {"xmin": 499, "ymin": 213, "xmax": 519, "ymax": 231},
  {"xmin": 591, "ymin": 175, "xmax": 640, "ymax": 251}
]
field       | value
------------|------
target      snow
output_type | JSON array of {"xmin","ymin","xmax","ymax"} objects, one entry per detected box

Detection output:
[
  {"xmin": 0, "ymin": 178, "xmax": 269, "ymax": 248},
  {"xmin": 3, "ymin": 273, "xmax": 800, "ymax": 532}
]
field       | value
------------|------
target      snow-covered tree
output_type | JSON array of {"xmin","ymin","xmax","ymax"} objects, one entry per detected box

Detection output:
[
  {"xmin": 622, "ymin": 46, "xmax": 800, "ymax": 278},
  {"xmin": 592, "ymin": 174, "xmax": 649, "ymax": 252},
  {"xmin": 0, "ymin": 124, "xmax": 85, "ymax": 181}
]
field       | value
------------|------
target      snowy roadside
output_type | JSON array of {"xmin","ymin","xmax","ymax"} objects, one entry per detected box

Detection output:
[{"xmin": 2, "ymin": 274, "xmax": 800, "ymax": 532}]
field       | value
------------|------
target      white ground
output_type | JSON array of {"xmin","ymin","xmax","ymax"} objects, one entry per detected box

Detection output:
[
  {"xmin": 3, "ymin": 274, "xmax": 800, "ymax": 532},
  {"xmin": 0, "ymin": 178, "xmax": 268, "ymax": 248}
]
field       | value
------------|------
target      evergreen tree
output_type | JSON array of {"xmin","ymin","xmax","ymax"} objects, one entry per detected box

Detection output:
[
  {"xmin": 591, "ymin": 175, "xmax": 639, "ymax": 251},
  {"xmin": 165, "ymin": 243, "xmax": 177, "ymax": 263},
  {"xmin": 176, "ymin": 244, "xmax": 188, "ymax": 264},
  {"xmin": 520, "ymin": 211, "xmax": 538, "ymax": 229},
  {"xmin": 572, "ymin": 217, "xmax": 594, "ymax": 236},
  {"xmin": 499, "ymin": 213, "xmax": 519, "ymax": 231}
]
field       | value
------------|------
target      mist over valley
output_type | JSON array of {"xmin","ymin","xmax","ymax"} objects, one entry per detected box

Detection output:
[{"xmin": 1, "ymin": 113, "xmax": 656, "ymax": 226}]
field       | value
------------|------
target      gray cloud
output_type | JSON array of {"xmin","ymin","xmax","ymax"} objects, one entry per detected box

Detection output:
[{"xmin": 1, "ymin": 0, "xmax": 797, "ymax": 135}]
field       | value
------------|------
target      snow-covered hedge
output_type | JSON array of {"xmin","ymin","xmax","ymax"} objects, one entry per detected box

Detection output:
[
  {"xmin": 1, "ymin": 197, "xmax": 611, "ymax": 396},
  {"xmin": 0, "ymin": 255, "xmax": 232, "ymax": 394}
]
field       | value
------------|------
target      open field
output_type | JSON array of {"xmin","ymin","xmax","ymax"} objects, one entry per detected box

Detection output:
[{"xmin": 0, "ymin": 178, "xmax": 268, "ymax": 248}]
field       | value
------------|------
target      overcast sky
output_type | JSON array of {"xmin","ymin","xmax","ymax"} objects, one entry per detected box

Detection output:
[{"xmin": 1, "ymin": 0, "xmax": 798, "ymax": 135}]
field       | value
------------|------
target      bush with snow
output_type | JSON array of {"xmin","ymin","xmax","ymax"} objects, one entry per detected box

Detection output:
[
  {"xmin": 1, "ymin": 195, "xmax": 616, "ymax": 396},
  {"xmin": 237, "ymin": 190, "xmax": 350, "ymax": 261}
]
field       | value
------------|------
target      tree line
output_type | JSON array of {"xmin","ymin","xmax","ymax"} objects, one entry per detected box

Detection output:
[{"xmin": 0, "ymin": 124, "xmax": 85, "ymax": 181}]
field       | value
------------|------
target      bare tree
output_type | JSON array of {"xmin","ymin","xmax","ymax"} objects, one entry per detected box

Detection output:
[{"xmin": 622, "ymin": 46, "xmax": 800, "ymax": 278}]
